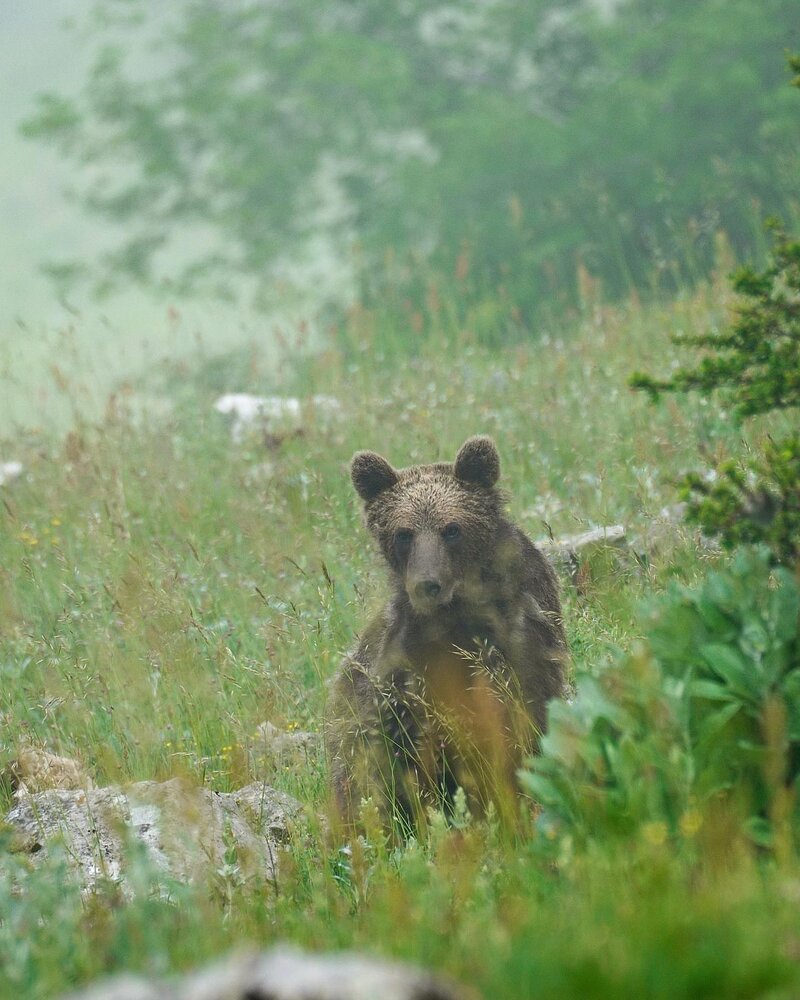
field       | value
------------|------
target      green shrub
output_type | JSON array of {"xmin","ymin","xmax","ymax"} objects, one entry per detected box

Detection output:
[
  {"xmin": 629, "ymin": 53, "xmax": 800, "ymax": 565},
  {"xmin": 681, "ymin": 436, "xmax": 800, "ymax": 566},
  {"xmin": 630, "ymin": 222, "xmax": 800, "ymax": 564},
  {"xmin": 631, "ymin": 226, "xmax": 800, "ymax": 419},
  {"xmin": 522, "ymin": 548, "xmax": 800, "ymax": 851}
]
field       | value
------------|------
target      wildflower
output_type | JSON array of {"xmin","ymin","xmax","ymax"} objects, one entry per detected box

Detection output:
[
  {"xmin": 641, "ymin": 821, "xmax": 668, "ymax": 847},
  {"xmin": 679, "ymin": 809, "xmax": 703, "ymax": 838}
]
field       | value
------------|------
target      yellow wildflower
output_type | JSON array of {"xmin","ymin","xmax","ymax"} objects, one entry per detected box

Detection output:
[
  {"xmin": 641, "ymin": 821, "xmax": 668, "ymax": 847},
  {"xmin": 679, "ymin": 809, "xmax": 703, "ymax": 838}
]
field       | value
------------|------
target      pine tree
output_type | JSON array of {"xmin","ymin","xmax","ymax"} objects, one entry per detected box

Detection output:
[{"xmin": 630, "ymin": 56, "xmax": 800, "ymax": 564}]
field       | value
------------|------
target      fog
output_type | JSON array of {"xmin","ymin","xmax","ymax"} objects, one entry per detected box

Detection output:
[
  {"xmin": 2, "ymin": 1, "xmax": 796, "ymax": 431},
  {"xmin": 1, "ymin": 3, "xmax": 303, "ymax": 431}
]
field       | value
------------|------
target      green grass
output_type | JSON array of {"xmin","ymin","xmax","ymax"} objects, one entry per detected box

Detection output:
[{"xmin": 1, "ymin": 269, "xmax": 798, "ymax": 998}]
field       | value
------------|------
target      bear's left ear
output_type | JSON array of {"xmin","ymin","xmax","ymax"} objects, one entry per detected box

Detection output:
[{"xmin": 454, "ymin": 436, "xmax": 500, "ymax": 488}]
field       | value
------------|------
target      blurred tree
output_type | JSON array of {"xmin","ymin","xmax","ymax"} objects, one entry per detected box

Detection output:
[{"xmin": 22, "ymin": 0, "xmax": 800, "ymax": 318}]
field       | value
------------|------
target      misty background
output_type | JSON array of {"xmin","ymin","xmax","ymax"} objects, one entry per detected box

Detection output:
[
  {"xmin": 2, "ymin": 2, "xmax": 295, "ymax": 431},
  {"xmin": 2, "ymin": 0, "xmax": 798, "ymax": 431}
]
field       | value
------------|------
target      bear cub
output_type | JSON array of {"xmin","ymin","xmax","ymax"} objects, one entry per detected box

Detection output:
[{"xmin": 326, "ymin": 436, "xmax": 567, "ymax": 832}]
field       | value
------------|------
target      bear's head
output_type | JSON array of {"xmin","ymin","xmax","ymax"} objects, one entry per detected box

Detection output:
[{"xmin": 350, "ymin": 436, "xmax": 504, "ymax": 614}]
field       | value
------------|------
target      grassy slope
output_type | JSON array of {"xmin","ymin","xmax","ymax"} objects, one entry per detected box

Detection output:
[{"xmin": 1, "ymin": 274, "xmax": 798, "ymax": 999}]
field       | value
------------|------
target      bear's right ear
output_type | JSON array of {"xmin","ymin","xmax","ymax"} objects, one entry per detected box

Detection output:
[{"xmin": 350, "ymin": 451, "xmax": 399, "ymax": 503}]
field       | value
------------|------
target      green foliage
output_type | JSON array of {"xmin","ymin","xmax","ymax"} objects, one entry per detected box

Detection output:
[
  {"xmin": 2, "ymin": 276, "xmax": 800, "ymax": 999},
  {"xmin": 22, "ymin": 0, "xmax": 800, "ymax": 317},
  {"xmin": 523, "ymin": 548, "xmax": 800, "ymax": 851},
  {"xmin": 630, "ymin": 58, "xmax": 800, "ymax": 564},
  {"xmin": 631, "ymin": 226, "xmax": 800, "ymax": 418},
  {"xmin": 631, "ymin": 216, "xmax": 800, "ymax": 563},
  {"xmin": 0, "ymin": 283, "xmax": 723, "ymax": 794},
  {"xmin": 682, "ymin": 436, "xmax": 800, "ymax": 566}
]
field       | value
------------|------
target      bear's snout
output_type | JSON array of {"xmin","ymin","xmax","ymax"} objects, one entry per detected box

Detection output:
[{"xmin": 405, "ymin": 530, "xmax": 454, "ymax": 612}]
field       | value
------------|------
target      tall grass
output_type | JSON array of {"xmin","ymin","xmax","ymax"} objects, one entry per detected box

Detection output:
[{"xmin": 1, "ymin": 262, "xmax": 797, "ymax": 998}]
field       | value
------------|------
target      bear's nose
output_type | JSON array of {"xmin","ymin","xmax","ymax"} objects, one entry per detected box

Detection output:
[{"xmin": 415, "ymin": 579, "xmax": 442, "ymax": 600}]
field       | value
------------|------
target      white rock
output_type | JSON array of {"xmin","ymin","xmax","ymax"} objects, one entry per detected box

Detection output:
[
  {"xmin": 0, "ymin": 460, "xmax": 23, "ymax": 486},
  {"xmin": 309, "ymin": 394, "xmax": 343, "ymax": 416},
  {"xmin": 214, "ymin": 393, "xmax": 341, "ymax": 442},
  {"xmin": 214, "ymin": 393, "xmax": 301, "ymax": 421},
  {"xmin": 5, "ymin": 779, "xmax": 303, "ymax": 893},
  {"xmin": 250, "ymin": 721, "xmax": 322, "ymax": 776},
  {"xmin": 57, "ymin": 946, "xmax": 471, "ymax": 1000}
]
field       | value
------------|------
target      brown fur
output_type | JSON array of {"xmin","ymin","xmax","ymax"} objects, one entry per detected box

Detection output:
[{"xmin": 326, "ymin": 436, "xmax": 567, "ymax": 833}]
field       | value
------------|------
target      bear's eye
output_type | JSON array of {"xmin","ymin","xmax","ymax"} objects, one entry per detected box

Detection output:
[
  {"xmin": 395, "ymin": 528, "xmax": 414, "ymax": 549},
  {"xmin": 442, "ymin": 522, "xmax": 461, "ymax": 541}
]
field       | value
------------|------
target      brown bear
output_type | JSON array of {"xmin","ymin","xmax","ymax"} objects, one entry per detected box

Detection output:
[{"xmin": 326, "ymin": 436, "xmax": 567, "ymax": 833}]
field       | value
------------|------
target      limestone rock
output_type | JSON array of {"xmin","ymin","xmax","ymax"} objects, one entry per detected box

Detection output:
[
  {"xmin": 0, "ymin": 460, "xmax": 23, "ymax": 486},
  {"xmin": 250, "ymin": 721, "xmax": 322, "ymax": 776},
  {"xmin": 4, "ymin": 779, "xmax": 302, "ymax": 892},
  {"xmin": 231, "ymin": 781, "xmax": 306, "ymax": 842},
  {"xmin": 214, "ymin": 393, "xmax": 342, "ymax": 443},
  {"xmin": 57, "ymin": 946, "xmax": 473, "ymax": 1000},
  {"xmin": 59, "ymin": 975, "xmax": 160, "ymax": 1000},
  {"xmin": 7, "ymin": 786, "xmax": 128, "ymax": 883}
]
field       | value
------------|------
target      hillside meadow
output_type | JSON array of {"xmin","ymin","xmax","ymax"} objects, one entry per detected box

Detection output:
[{"xmin": 1, "ymin": 268, "xmax": 798, "ymax": 999}]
